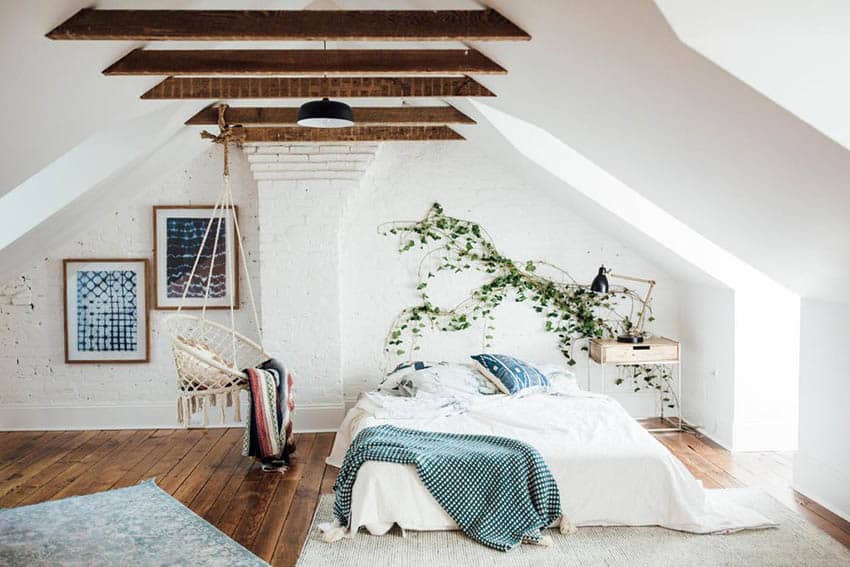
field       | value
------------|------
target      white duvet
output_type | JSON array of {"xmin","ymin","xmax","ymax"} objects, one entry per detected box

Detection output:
[{"xmin": 327, "ymin": 390, "xmax": 774, "ymax": 536}]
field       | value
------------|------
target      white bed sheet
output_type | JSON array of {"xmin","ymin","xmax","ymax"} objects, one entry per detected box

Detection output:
[{"xmin": 327, "ymin": 390, "xmax": 774, "ymax": 536}]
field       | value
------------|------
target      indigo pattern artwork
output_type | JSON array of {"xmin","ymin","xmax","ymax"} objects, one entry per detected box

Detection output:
[
  {"xmin": 64, "ymin": 259, "xmax": 149, "ymax": 363},
  {"xmin": 165, "ymin": 218, "xmax": 227, "ymax": 299},
  {"xmin": 153, "ymin": 206, "xmax": 238, "ymax": 310},
  {"xmin": 76, "ymin": 270, "xmax": 138, "ymax": 352}
]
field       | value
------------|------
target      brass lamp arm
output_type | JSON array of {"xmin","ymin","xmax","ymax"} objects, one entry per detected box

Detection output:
[
  {"xmin": 609, "ymin": 273, "xmax": 656, "ymax": 286},
  {"xmin": 608, "ymin": 273, "xmax": 656, "ymax": 335}
]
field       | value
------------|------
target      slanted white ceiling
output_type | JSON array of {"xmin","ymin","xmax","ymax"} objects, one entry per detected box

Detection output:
[
  {"xmin": 655, "ymin": 0, "xmax": 850, "ymax": 153},
  {"xmin": 2, "ymin": 0, "xmax": 849, "ymax": 305},
  {"xmin": 464, "ymin": 0, "xmax": 850, "ymax": 303}
]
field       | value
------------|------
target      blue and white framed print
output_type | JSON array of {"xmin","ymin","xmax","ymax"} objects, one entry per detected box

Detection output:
[
  {"xmin": 153, "ymin": 206, "xmax": 239, "ymax": 310},
  {"xmin": 63, "ymin": 259, "xmax": 150, "ymax": 363}
]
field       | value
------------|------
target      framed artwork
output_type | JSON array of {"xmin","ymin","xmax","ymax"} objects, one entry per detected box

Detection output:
[
  {"xmin": 63, "ymin": 259, "xmax": 150, "ymax": 363},
  {"xmin": 153, "ymin": 206, "xmax": 239, "ymax": 310}
]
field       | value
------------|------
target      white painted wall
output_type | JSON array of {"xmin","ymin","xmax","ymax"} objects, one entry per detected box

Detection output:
[
  {"xmin": 794, "ymin": 299, "xmax": 850, "ymax": 522},
  {"xmin": 0, "ymin": 146, "xmax": 260, "ymax": 429},
  {"xmin": 472, "ymin": 99, "xmax": 800, "ymax": 451},
  {"xmin": 340, "ymin": 142, "xmax": 681, "ymax": 417},
  {"xmin": 677, "ymin": 282, "xmax": 736, "ymax": 448}
]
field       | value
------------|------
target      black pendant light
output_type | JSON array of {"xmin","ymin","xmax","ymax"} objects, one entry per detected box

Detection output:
[
  {"xmin": 297, "ymin": 40, "xmax": 354, "ymax": 128},
  {"xmin": 297, "ymin": 98, "xmax": 354, "ymax": 128}
]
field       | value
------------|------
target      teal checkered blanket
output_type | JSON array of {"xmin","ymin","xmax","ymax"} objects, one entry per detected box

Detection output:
[{"xmin": 333, "ymin": 425, "xmax": 562, "ymax": 551}]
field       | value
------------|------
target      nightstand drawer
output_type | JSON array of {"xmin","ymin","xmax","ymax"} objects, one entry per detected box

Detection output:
[{"xmin": 589, "ymin": 337, "xmax": 679, "ymax": 364}]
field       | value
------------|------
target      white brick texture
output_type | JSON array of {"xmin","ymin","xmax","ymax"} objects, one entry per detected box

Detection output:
[
  {"xmin": 249, "ymin": 142, "xmax": 378, "ymax": 413},
  {"xmin": 244, "ymin": 143, "xmax": 377, "ymax": 182},
  {"xmin": 0, "ymin": 147, "xmax": 261, "ymax": 423},
  {"xmin": 0, "ymin": 139, "xmax": 684, "ymax": 430}
]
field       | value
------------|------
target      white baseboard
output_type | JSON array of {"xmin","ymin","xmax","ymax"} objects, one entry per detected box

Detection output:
[
  {"xmin": 0, "ymin": 401, "xmax": 345, "ymax": 433},
  {"xmin": 0, "ymin": 402, "xmax": 183, "ymax": 430},
  {"xmin": 292, "ymin": 404, "xmax": 345, "ymax": 432},
  {"xmin": 693, "ymin": 427, "xmax": 733, "ymax": 451},
  {"xmin": 793, "ymin": 452, "xmax": 850, "ymax": 523}
]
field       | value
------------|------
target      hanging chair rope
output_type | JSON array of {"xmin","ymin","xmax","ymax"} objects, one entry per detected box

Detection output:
[
  {"xmin": 200, "ymin": 104, "xmax": 246, "ymax": 176},
  {"xmin": 165, "ymin": 105, "xmax": 267, "ymax": 426}
]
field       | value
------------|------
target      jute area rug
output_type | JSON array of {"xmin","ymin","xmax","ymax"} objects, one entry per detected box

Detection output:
[{"xmin": 298, "ymin": 489, "xmax": 849, "ymax": 567}]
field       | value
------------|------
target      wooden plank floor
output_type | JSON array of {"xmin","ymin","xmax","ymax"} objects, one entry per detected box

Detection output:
[{"xmin": 0, "ymin": 428, "xmax": 847, "ymax": 566}]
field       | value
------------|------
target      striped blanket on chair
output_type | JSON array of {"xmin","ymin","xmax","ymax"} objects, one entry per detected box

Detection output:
[{"xmin": 243, "ymin": 358, "xmax": 295, "ymax": 470}]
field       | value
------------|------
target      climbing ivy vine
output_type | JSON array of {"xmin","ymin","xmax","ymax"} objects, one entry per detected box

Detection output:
[{"xmin": 380, "ymin": 203, "xmax": 677, "ymax": 410}]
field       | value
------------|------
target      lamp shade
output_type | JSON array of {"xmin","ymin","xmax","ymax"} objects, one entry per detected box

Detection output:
[
  {"xmin": 297, "ymin": 98, "xmax": 354, "ymax": 128},
  {"xmin": 590, "ymin": 266, "xmax": 609, "ymax": 293}
]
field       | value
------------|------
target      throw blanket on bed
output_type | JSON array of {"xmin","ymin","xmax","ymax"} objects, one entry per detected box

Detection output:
[
  {"xmin": 332, "ymin": 425, "xmax": 562, "ymax": 551},
  {"xmin": 243, "ymin": 358, "xmax": 295, "ymax": 464}
]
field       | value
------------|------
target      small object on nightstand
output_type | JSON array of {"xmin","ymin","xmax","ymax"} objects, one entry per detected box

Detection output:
[{"xmin": 589, "ymin": 265, "xmax": 656, "ymax": 343}]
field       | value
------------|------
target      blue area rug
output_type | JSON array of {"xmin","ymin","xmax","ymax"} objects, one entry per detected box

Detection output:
[{"xmin": 0, "ymin": 479, "xmax": 267, "ymax": 567}]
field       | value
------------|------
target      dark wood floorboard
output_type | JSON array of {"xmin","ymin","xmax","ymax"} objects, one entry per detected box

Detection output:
[{"xmin": 1, "ymin": 427, "xmax": 847, "ymax": 566}]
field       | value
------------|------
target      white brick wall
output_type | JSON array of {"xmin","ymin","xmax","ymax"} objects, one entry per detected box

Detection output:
[
  {"xmin": 248, "ymin": 143, "xmax": 378, "ymax": 428},
  {"xmin": 0, "ymin": 139, "xmax": 684, "ymax": 430},
  {"xmin": 0, "ymin": 278, "xmax": 32, "ymax": 307},
  {"xmin": 245, "ymin": 143, "xmax": 377, "ymax": 181},
  {"xmin": 0, "ymin": 146, "xmax": 261, "ymax": 428},
  {"xmin": 339, "ymin": 142, "xmax": 682, "ymax": 417}
]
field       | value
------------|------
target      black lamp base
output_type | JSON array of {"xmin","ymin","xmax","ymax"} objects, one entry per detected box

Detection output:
[{"xmin": 617, "ymin": 334, "xmax": 644, "ymax": 344}]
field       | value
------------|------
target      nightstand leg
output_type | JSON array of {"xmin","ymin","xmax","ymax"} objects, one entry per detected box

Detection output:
[{"xmin": 677, "ymin": 362, "xmax": 683, "ymax": 431}]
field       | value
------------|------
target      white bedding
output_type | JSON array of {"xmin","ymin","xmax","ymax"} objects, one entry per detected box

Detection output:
[{"xmin": 327, "ymin": 390, "xmax": 774, "ymax": 536}]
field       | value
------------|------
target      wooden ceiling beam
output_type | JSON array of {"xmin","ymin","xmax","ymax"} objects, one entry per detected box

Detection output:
[
  {"xmin": 238, "ymin": 126, "xmax": 464, "ymax": 143},
  {"xmin": 104, "ymin": 49, "xmax": 505, "ymax": 76},
  {"xmin": 186, "ymin": 105, "xmax": 475, "ymax": 126},
  {"xmin": 47, "ymin": 8, "xmax": 530, "ymax": 41},
  {"xmin": 142, "ymin": 77, "xmax": 495, "ymax": 99}
]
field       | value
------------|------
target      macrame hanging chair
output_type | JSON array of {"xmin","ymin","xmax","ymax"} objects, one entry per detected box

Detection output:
[{"xmin": 163, "ymin": 106, "xmax": 268, "ymax": 427}]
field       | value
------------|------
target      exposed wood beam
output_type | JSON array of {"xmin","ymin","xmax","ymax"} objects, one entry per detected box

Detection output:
[
  {"xmin": 47, "ymin": 9, "xmax": 530, "ymax": 42},
  {"xmin": 238, "ymin": 126, "xmax": 463, "ymax": 142},
  {"xmin": 104, "ymin": 49, "xmax": 505, "ymax": 76},
  {"xmin": 186, "ymin": 105, "xmax": 475, "ymax": 126},
  {"xmin": 142, "ymin": 77, "xmax": 495, "ymax": 99}
]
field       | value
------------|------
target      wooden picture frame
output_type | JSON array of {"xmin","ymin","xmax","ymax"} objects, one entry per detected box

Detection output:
[
  {"xmin": 153, "ymin": 205, "xmax": 240, "ymax": 310},
  {"xmin": 63, "ymin": 258, "xmax": 150, "ymax": 363}
]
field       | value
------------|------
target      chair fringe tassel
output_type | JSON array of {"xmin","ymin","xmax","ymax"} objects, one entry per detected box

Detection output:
[{"xmin": 177, "ymin": 390, "xmax": 244, "ymax": 427}]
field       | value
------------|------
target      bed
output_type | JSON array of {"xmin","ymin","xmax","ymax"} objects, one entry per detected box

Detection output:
[{"xmin": 326, "ymin": 361, "xmax": 773, "ymax": 538}]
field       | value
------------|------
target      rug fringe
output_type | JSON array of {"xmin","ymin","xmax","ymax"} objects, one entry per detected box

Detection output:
[
  {"xmin": 318, "ymin": 520, "xmax": 348, "ymax": 543},
  {"xmin": 559, "ymin": 514, "xmax": 578, "ymax": 535}
]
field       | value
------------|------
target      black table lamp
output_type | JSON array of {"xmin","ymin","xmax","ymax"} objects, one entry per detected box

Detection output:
[{"xmin": 589, "ymin": 265, "xmax": 655, "ymax": 343}]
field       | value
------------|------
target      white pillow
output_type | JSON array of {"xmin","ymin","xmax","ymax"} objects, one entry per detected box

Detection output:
[
  {"xmin": 382, "ymin": 361, "xmax": 499, "ymax": 396},
  {"xmin": 533, "ymin": 363, "xmax": 582, "ymax": 395}
]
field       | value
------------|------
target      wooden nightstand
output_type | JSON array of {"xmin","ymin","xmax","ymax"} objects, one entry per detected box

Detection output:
[{"xmin": 589, "ymin": 336, "xmax": 682, "ymax": 432}]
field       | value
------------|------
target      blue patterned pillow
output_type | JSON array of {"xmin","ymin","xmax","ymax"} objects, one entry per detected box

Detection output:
[{"xmin": 470, "ymin": 354, "xmax": 549, "ymax": 395}]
